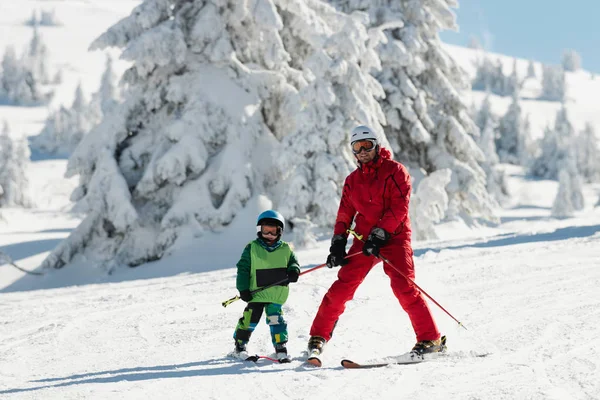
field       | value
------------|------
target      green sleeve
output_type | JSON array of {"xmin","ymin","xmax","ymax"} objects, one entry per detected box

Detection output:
[
  {"xmin": 236, "ymin": 244, "xmax": 252, "ymax": 292},
  {"xmin": 287, "ymin": 250, "xmax": 300, "ymax": 274}
]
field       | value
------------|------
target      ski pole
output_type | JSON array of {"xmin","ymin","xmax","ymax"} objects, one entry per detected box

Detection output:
[
  {"xmin": 0, "ymin": 251, "xmax": 44, "ymax": 276},
  {"xmin": 222, "ymin": 250, "xmax": 362, "ymax": 308},
  {"xmin": 347, "ymin": 229, "xmax": 468, "ymax": 330}
]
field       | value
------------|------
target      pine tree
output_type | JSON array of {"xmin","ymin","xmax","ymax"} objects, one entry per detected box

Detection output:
[
  {"xmin": 31, "ymin": 83, "xmax": 96, "ymax": 155},
  {"xmin": 41, "ymin": 0, "xmax": 386, "ymax": 269},
  {"xmin": 526, "ymin": 60, "xmax": 536, "ymax": 78},
  {"xmin": 410, "ymin": 169, "xmax": 451, "ymax": 240},
  {"xmin": 575, "ymin": 123, "xmax": 600, "ymax": 183},
  {"xmin": 561, "ymin": 49, "xmax": 581, "ymax": 72},
  {"xmin": 25, "ymin": 26, "xmax": 51, "ymax": 84},
  {"xmin": 551, "ymin": 169, "xmax": 574, "ymax": 218},
  {"xmin": 530, "ymin": 105, "xmax": 575, "ymax": 179},
  {"xmin": 329, "ymin": 0, "xmax": 498, "ymax": 225},
  {"xmin": 540, "ymin": 64, "xmax": 566, "ymax": 101},
  {"xmin": 274, "ymin": 4, "xmax": 385, "ymax": 225},
  {"xmin": 496, "ymin": 86, "xmax": 526, "ymax": 164},
  {"xmin": 0, "ymin": 121, "xmax": 31, "ymax": 207}
]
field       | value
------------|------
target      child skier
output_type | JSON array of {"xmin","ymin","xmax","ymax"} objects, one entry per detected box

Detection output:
[{"xmin": 232, "ymin": 210, "xmax": 300, "ymax": 363}]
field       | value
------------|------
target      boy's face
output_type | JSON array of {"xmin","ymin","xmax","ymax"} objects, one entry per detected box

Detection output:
[{"xmin": 260, "ymin": 224, "xmax": 279, "ymax": 243}]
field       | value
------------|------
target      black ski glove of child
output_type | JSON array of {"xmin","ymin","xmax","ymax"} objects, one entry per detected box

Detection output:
[
  {"xmin": 287, "ymin": 270, "xmax": 299, "ymax": 283},
  {"xmin": 362, "ymin": 227, "xmax": 390, "ymax": 257},
  {"xmin": 239, "ymin": 289, "xmax": 252, "ymax": 302},
  {"xmin": 326, "ymin": 234, "xmax": 348, "ymax": 268}
]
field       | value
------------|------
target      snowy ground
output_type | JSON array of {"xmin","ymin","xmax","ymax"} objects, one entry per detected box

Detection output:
[{"xmin": 1, "ymin": 166, "xmax": 600, "ymax": 400}]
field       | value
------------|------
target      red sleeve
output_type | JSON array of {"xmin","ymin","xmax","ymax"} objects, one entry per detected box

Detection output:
[
  {"xmin": 377, "ymin": 164, "xmax": 411, "ymax": 234},
  {"xmin": 333, "ymin": 176, "xmax": 356, "ymax": 237}
]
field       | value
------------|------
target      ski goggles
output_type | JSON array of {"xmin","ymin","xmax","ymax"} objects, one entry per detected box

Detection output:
[
  {"xmin": 259, "ymin": 226, "xmax": 280, "ymax": 237},
  {"xmin": 351, "ymin": 139, "xmax": 377, "ymax": 154}
]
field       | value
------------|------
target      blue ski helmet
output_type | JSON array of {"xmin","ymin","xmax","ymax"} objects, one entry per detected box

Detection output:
[{"xmin": 256, "ymin": 210, "xmax": 285, "ymax": 230}]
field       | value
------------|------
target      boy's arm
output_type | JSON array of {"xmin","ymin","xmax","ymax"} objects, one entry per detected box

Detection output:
[
  {"xmin": 287, "ymin": 250, "xmax": 300, "ymax": 274},
  {"xmin": 236, "ymin": 244, "xmax": 252, "ymax": 292}
]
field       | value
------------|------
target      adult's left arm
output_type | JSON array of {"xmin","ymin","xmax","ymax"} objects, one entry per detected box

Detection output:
[{"xmin": 377, "ymin": 164, "xmax": 411, "ymax": 235}]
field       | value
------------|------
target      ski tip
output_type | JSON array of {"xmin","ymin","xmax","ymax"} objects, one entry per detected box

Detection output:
[
  {"xmin": 340, "ymin": 359, "xmax": 361, "ymax": 369},
  {"xmin": 306, "ymin": 357, "xmax": 322, "ymax": 367}
]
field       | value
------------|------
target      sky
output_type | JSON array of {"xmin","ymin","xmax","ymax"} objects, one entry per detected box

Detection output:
[{"xmin": 441, "ymin": 0, "xmax": 600, "ymax": 73}]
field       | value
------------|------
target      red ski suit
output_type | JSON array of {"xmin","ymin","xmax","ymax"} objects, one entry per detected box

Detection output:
[{"xmin": 309, "ymin": 148, "xmax": 440, "ymax": 342}]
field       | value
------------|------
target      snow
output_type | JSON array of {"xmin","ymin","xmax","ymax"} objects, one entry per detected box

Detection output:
[{"xmin": 1, "ymin": 1, "xmax": 600, "ymax": 399}]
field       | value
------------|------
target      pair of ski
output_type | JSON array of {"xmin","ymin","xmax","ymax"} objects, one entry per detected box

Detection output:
[{"xmin": 305, "ymin": 350, "xmax": 426, "ymax": 369}]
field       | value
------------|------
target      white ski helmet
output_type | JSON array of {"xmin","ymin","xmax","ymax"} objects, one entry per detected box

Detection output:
[{"xmin": 350, "ymin": 125, "xmax": 377, "ymax": 144}]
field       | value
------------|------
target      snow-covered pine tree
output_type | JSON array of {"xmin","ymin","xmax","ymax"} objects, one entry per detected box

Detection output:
[
  {"xmin": 41, "ymin": 0, "xmax": 383, "ymax": 269},
  {"xmin": 329, "ymin": 0, "xmax": 498, "ymax": 225},
  {"xmin": 474, "ymin": 93, "xmax": 495, "ymax": 133},
  {"xmin": 540, "ymin": 64, "xmax": 566, "ymax": 101},
  {"xmin": 530, "ymin": 105, "xmax": 575, "ymax": 179},
  {"xmin": 551, "ymin": 169, "xmax": 574, "ymax": 218},
  {"xmin": 25, "ymin": 26, "xmax": 51, "ymax": 85},
  {"xmin": 477, "ymin": 115, "xmax": 509, "ymax": 205},
  {"xmin": 0, "ymin": 33, "xmax": 51, "ymax": 105},
  {"xmin": 575, "ymin": 122, "xmax": 600, "ymax": 183},
  {"xmin": 561, "ymin": 49, "xmax": 581, "ymax": 72},
  {"xmin": 0, "ymin": 121, "xmax": 31, "ymax": 207},
  {"xmin": 90, "ymin": 55, "xmax": 120, "ymax": 116},
  {"xmin": 31, "ymin": 83, "xmax": 96, "ymax": 155},
  {"xmin": 409, "ymin": 168, "xmax": 451, "ymax": 240},
  {"xmin": 274, "ymin": 3, "xmax": 385, "ymax": 225},
  {"xmin": 472, "ymin": 57, "xmax": 500, "ymax": 94},
  {"xmin": 496, "ymin": 85, "xmax": 527, "ymax": 164},
  {"xmin": 526, "ymin": 60, "xmax": 536, "ymax": 79},
  {"xmin": 40, "ymin": 9, "xmax": 62, "ymax": 27}
]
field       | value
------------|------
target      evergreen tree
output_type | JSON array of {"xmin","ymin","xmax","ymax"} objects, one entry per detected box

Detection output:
[
  {"xmin": 274, "ymin": 4, "xmax": 385, "ymax": 224},
  {"xmin": 530, "ymin": 106, "xmax": 575, "ymax": 179},
  {"xmin": 561, "ymin": 49, "xmax": 581, "ymax": 72},
  {"xmin": 31, "ymin": 83, "xmax": 96, "ymax": 155},
  {"xmin": 410, "ymin": 169, "xmax": 451, "ymax": 241},
  {"xmin": 551, "ymin": 169, "xmax": 574, "ymax": 218},
  {"xmin": 540, "ymin": 64, "xmax": 566, "ymax": 101},
  {"xmin": 497, "ymin": 86, "xmax": 527, "ymax": 164},
  {"xmin": 474, "ymin": 93, "xmax": 495, "ymax": 133},
  {"xmin": 0, "ymin": 121, "xmax": 31, "ymax": 207},
  {"xmin": 526, "ymin": 60, "xmax": 536, "ymax": 79},
  {"xmin": 575, "ymin": 123, "xmax": 600, "ymax": 183},
  {"xmin": 329, "ymin": 0, "xmax": 498, "ymax": 225},
  {"xmin": 25, "ymin": 26, "xmax": 51, "ymax": 84},
  {"xmin": 41, "ymin": 0, "xmax": 387, "ymax": 269}
]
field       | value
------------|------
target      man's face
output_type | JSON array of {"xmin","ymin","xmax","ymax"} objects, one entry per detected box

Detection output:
[{"xmin": 352, "ymin": 139, "xmax": 377, "ymax": 164}]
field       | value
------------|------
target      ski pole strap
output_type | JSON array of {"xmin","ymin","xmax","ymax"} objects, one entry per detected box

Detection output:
[
  {"xmin": 222, "ymin": 295, "xmax": 240, "ymax": 308},
  {"xmin": 346, "ymin": 229, "xmax": 363, "ymax": 241}
]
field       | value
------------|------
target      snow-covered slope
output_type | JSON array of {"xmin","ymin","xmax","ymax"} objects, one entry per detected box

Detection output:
[{"xmin": 1, "ymin": 168, "xmax": 600, "ymax": 399}]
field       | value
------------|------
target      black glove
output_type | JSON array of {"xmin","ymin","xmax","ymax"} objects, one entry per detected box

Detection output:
[
  {"xmin": 287, "ymin": 270, "xmax": 299, "ymax": 283},
  {"xmin": 239, "ymin": 289, "xmax": 252, "ymax": 302},
  {"xmin": 362, "ymin": 227, "xmax": 390, "ymax": 257},
  {"xmin": 326, "ymin": 234, "xmax": 348, "ymax": 268}
]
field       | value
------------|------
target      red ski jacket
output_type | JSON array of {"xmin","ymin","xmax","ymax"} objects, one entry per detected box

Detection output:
[{"xmin": 333, "ymin": 147, "xmax": 412, "ymax": 242}]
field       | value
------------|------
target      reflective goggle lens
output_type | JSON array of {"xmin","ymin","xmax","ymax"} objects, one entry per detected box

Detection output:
[
  {"xmin": 261, "ymin": 227, "xmax": 279, "ymax": 237},
  {"xmin": 351, "ymin": 139, "xmax": 376, "ymax": 154}
]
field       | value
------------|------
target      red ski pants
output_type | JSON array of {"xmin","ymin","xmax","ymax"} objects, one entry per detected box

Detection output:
[{"xmin": 309, "ymin": 240, "xmax": 440, "ymax": 342}]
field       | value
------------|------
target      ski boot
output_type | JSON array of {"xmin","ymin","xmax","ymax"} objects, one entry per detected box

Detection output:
[
  {"xmin": 410, "ymin": 335, "xmax": 447, "ymax": 358},
  {"xmin": 306, "ymin": 336, "xmax": 326, "ymax": 367},
  {"xmin": 275, "ymin": 343, "xmax": 291, "ymax": 363},
  {"xmin": 232, "ymin": 340, "xmax": 251, "ymax": 361}
]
